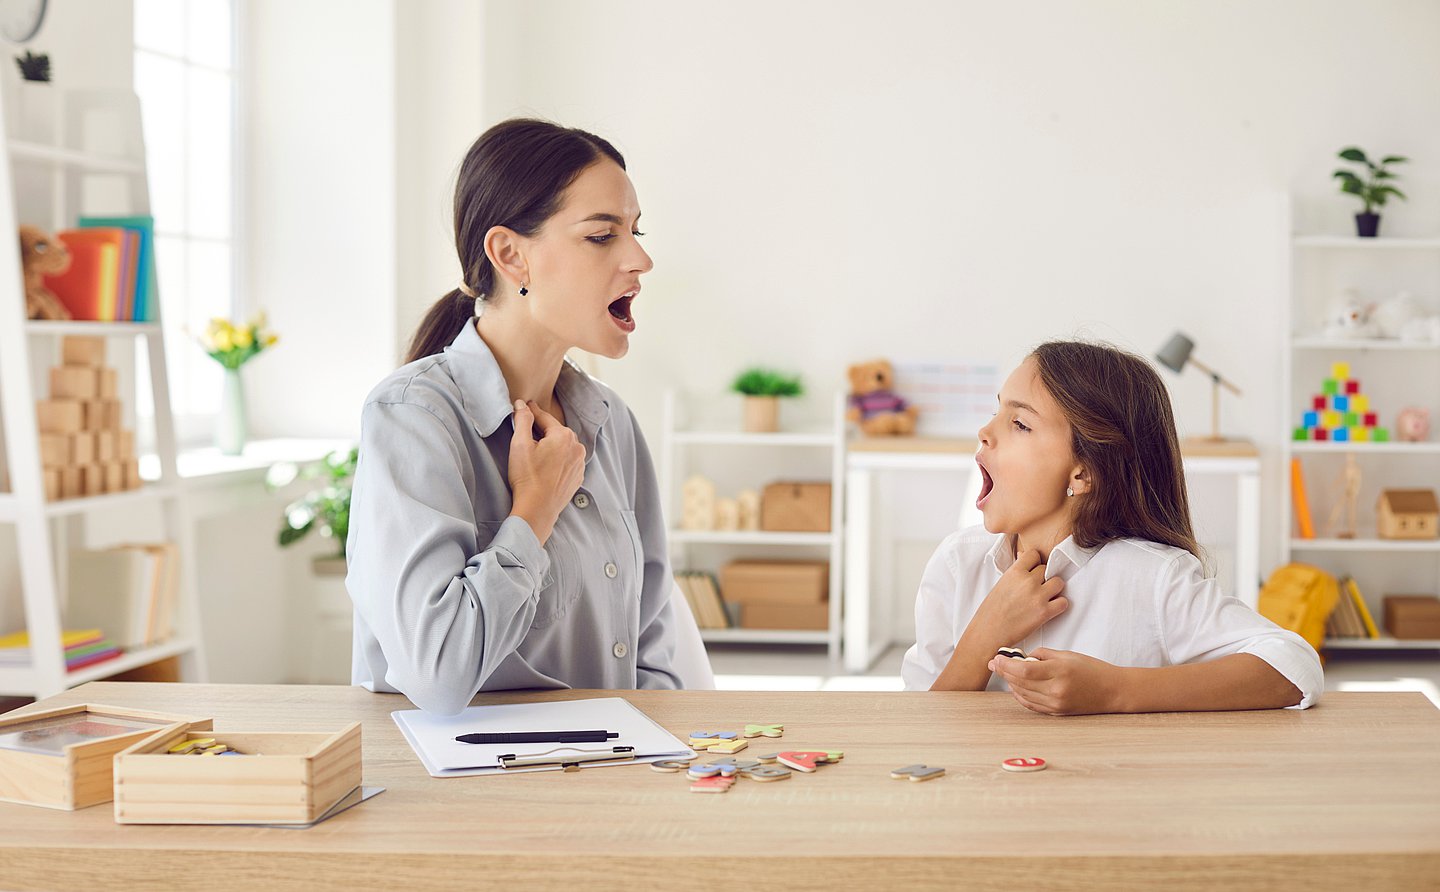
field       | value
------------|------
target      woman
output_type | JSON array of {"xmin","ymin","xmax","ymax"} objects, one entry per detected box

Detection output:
[{"xmin": 346, "ymin": 119, "xmax": 681, "ymax": 714}]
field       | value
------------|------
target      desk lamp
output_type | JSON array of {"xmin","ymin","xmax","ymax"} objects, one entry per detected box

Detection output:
[{"xmin": 1155, "ymin": 332, "xmax": 1241, "ymax": 442}]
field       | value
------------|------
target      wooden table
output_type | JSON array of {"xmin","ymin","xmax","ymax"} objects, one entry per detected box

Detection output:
[{"xmin": 1, "ymin": 684, "xmax": 1437, "ymax": 890}]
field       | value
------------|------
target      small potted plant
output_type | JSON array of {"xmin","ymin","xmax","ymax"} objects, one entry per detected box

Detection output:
[
  {"xmin": 196, "ymin": 312, "xmax": 279, "ymax": 455},
  {"xmin": 731, "ymin": 368, "xmax": 803, "ymax": 433},
  {"xmin": 1333, "ymin": 146, "xmax": 1408, "ymax": 237},
  {"xmin": 266, "ymin": 447, "xmax": 358, "ymax": 575}
]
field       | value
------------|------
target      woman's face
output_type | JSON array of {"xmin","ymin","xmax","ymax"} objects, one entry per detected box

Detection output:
[
  {"xmin": 520, "ymin": 160, "xmax": 653, "ymax": 359},
  {"xmin": 974, "ymin": 356, "xmax": 1082, "ymax": 543}
]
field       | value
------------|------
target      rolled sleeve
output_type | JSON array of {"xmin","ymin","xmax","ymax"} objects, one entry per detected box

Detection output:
[
  {"xmin": 1158, "ymin": 554, "xmax": 1324, "ymax": 709},
  {"xmin": 347, "ymin": 400, "xmax": 549, "ymax": 715}
]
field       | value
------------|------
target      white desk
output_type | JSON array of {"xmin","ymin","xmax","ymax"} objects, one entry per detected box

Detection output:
[{"xmin": 842, "ymin": 437, "xmax": 1261, "ymax": 672}]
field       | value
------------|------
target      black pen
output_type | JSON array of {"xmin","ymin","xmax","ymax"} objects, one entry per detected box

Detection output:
[{"xmin": 455, "ymin": 729, "xmax": 620, "ymax": 745}]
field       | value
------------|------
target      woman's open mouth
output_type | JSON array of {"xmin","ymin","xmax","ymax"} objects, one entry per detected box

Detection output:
[
  {"xmin": 608, "ymin": 291, "xmax": 637, "ymax": 333},
  {"xmin": 976, "ymin": 459, "xmax": 994, "ymax": 510}
]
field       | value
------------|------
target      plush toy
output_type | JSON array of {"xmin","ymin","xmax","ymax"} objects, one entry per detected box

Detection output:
[
  {"xmin": 19, "ymin": 224, "xmax": 72, "ymax": 320},
  {"xmin": 1396, "ymin": 407, "xmax": 1431, "ymax": 442},
  {"xmin": 1322, "ymin": 291, "xmax": 1378, "ymax": 339},
  {"xmin": 1374, "ymin": 291, "xmax": 1440, "ymax": 344},
  {"xmin": 846, "ymin": 359, "xmax": 918, "ymax": 436}
]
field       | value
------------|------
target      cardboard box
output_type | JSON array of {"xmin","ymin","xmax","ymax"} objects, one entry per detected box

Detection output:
[
  {"xmin": 50, "ymin": 365, "xmax": 99, "ymax": 400},
  {"xmin": 42, "ymin": 468, "xmax": 61, "ymax": 501},
  {"xmin": 742, "ymin": 602, "xmax": 829, "ymax": 631},
  {"xmin": 80, "ymin": 463, "xmax": 106, "ymax": 496},
  {"xmin": 95, "ymin": 430, "xmax": 116, "ymax": 462},
  {"xmin": 0, "ymin": 704, "xmax": 205, "ymax": 810},
  {"xmin": 117, "ymin": 429, "xmax": 135, "ymax": 460},
  {"xmin": 122, "ymin": 458, "xmax": 142, "ymax": 490},
  {"xmin": 38, "ymin": 433, "xmax": 68, "ymax": 468},
  {"xmin": 70, "ymin": 432, "xmax": 95, "ymax": 466},
  {"xmin": 58, "ymin": 467, "xmax": 82, "ymax": 499},
  {"xmin": 114, "ymin": 722, "xmax": 362, "ymax": 825},
  {"xmin": 103, "ymin": 462, "xmax": 124, "ymax": 493},
  {"xmin": 97, "ymin": 367, "xmax": 118, "ymax": 399},
  {"xmin": 36, "ymin": 399, "xmax": 83, "ymax": 434},
  {"xmin": 61, "ymin": 335, "xmax": 105, "ymax": 366},
  {"xmin": 760, "ymin": 481, "xmax": 832, "ymax": 532},
  {"xmin": 1383, "ymin": 595, "xmax": 1440, "ymax": 640},
  {"xmin": 720, "ymin": 560, "xmax": 829, "ymax": 605}
]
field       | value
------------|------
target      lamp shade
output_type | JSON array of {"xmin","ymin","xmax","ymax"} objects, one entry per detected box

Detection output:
[{"xmin": 1156, "ymin": 332, "xmax": 1195, "ymax": 374}]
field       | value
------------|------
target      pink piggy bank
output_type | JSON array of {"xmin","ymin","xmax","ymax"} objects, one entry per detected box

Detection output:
[{"xmin": 1396, "ymin": 407, "xmax": 1431, "ymax": 442}]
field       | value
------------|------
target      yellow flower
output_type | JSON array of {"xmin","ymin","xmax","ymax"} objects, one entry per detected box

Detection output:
[
  {"xmin": 234, "ymin": 327, "xmax": 254, "ymax": 349},
  {"xmin": 264, "ymin": 334, "xmax": 279, "ymax": 347},
  {"xmin": 212, "ymin": 327, "xmax": 233, "ymax": 352}
]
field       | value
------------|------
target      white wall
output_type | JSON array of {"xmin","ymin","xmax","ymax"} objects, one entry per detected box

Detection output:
[{"xmin": 473, "ymin": 0, "xmax": 1440, "ymax": 578}]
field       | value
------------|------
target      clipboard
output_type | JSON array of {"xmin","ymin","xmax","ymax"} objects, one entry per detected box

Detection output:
[{"xmin": 392, "ymin": 697, "xmax": 693, "ymax": 777}]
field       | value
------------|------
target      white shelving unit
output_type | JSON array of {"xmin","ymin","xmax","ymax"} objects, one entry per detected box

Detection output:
[
  {"xmin": 1281, "ymin": 207, "xmax": 1440, "ymax": 654},
  {"xmin": 0, "ymin": 89, "xmax": 206, "ymax": 697},
  {"xmin": 660, "ymin": 390, "xmax": 845, "ymax": 658}
]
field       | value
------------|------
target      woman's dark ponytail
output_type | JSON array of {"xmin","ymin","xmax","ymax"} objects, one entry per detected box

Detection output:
[{"xmin": 401, "ymin": 118, "xmax": 625, "ymax": 366}]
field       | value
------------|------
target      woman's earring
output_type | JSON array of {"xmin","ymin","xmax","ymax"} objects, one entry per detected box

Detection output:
[
  {"xmin": 1066, "ymin": 487, "xmax": 1075, "ymax": 498},
  {"xmin": 473, "ymin": 297, "xmax": 484, "ymax": 318},
  {"xmin": 519, "ymin": 282, "xmax": 529, "ymax": 297}
]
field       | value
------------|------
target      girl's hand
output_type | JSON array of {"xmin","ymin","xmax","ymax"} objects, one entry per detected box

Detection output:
[
  {"xmin": 507, "ymin": 400, "xmax": 586, "ymax": 544},
  {"xmin": 987, "ymin": 648, "xmax": 1125, "ymax": 716},
  {"xmin": 972, "ymin": 549, "xmax": 1069, "ymax": 647}
]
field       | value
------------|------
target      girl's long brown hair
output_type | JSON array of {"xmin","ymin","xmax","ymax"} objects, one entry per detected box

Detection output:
[
  {"xmin": 1031, "ymin": 341, "xmax": 1201, "ymax": 559},
  {"xmin": 403, "ymin": 118, "xmax": 626, "ymax": 366}
]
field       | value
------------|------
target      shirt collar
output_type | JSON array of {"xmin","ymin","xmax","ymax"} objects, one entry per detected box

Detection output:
[
  {"xmin": 444, "ymin": 321, "xmax": 612, "ymax": 457},
  {"xmin": 986, "ymin": 532, "xmax": 1101, "ymax": 581}
]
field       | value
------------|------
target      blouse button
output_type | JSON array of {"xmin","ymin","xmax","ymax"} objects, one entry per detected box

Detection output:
[
  {"xmin": 604, "ymin": 561, "xmax": 618, "ymax": 579},
  {"xmin": 573, "ymin": 493, "xmax": 590, "ymax": 509},
  {"xmin": 613, "ymin": 642, "xmax": 628, "ymax": 659}
]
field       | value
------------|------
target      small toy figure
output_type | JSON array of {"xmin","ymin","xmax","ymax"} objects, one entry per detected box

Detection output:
[
  {"xmin": 1322, "ymin": 291, "xmax": 1379, "ymax": 339},
  {"xmin": 1326, "ymin": 454, "xmax": 1362, "ymax": 539},
  {"xmin": 18, "ymin": 224, "xmax": 72, "ymax": 320},
  {"xmin": 1396, "ymin": 407, "xmax": 1431, "ymax": 442},
  {"xmin": 846, "ymin": 359, "xmax": 919, "ymax": 436}
]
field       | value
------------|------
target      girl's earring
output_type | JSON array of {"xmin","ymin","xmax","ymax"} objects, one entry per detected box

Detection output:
[
  {"xmin": 519, "ymin": 282, "xmax": 529, "ymax": 297},
  {"xmin": 1066, "ymin": 487, "xmax": 1075, "ymax": 498}
]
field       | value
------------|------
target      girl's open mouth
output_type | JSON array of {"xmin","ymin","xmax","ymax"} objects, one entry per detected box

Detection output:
[
  {"xmin": 976, "ymin": 461, "xmax": 994, "ymax": 509},
  {"xmin": 608, "ymin": 292, "xmax": 636, "ymax": 332}
]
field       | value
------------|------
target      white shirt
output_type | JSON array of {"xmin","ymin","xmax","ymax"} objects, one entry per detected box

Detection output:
[{"xmin": 901, "ymin": 525, "xmax": 1323, "ymax": 708}]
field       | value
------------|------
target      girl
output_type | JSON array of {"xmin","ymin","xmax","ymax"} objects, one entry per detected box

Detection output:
[
  {"xmin": 346, "ymin": 119, "xmax": 682, "ymax": 715},
  {"xmin": 902, "ymin": 341, "xmax": 1322, "ymax": 713}
]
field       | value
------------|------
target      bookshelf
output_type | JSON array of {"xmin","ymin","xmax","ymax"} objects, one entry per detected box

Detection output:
[
  {"xmin": 660, "ymin": 390, "xmax": 845, "ymax": 659},
  {"xmin": 0, "ymin": 88, "xmax": 206, "ymax": 697},
  {"xmin": 1281, "ymin": 201, "xmax": 1440, "ymax": 655}
]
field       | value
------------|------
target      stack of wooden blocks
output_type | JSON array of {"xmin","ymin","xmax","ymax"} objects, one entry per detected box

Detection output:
[{"xmin": 35, "ymin": 336, "xmax": 141, "ymax": 500}]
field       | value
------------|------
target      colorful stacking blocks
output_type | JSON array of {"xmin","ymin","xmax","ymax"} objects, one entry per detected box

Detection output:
[{"xmin": 1293, "ymin": 362, "xmax": 1390, "ymax": 443}]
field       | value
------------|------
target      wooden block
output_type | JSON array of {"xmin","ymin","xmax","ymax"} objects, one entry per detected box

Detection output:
[
  {"xmin": 36, "ymin": 399, "xmax": 83, "ymax": 434},
  {"xmin": 117, "ymin": 429, "xmax": 135, "ymax": 461},
  {"xmin": 95, "ymin": 431, "xmax": 116, "ymax": 462},
  {"xmin": 81, "ymin": 400, "xmax": 122, "ymax": 432},
  {"xmin": 69, "ymin": 432, "xmax": 95, "ymax": 466},
  {"xmin": 80, "ymin": 463, "xmax": 106, "ymax": 496},
  {"xmin": 42, "ymin": 468, "xmax": 61, "ymax": 500},
  {"xmin": 103, "ymin": 462, "xmax": 124, "ymax": 493},
  {"xmin": 58, "ymin": 467, "xmax": 82, "ymax": 499},
  {"xmin": 106, "ymin": 400, "xmax": 123, "ymax": 430},
  {"xmin": 97, "ymin": 367, "xmax": 119, "ymax": 399},
  {"xmin": 61, "ymin": 336, "xmax": 106, "ymax": 366},
  {"xmin": 39, "ymin": 433, "xmax": 68, "ymax": 467},
  {"xmin": 122, "ymin": 458, "xmax": 141, "ymax": 490},
  {"xmin": 50, "ymin": 365, "xmax": 99, "ymax": 400}
]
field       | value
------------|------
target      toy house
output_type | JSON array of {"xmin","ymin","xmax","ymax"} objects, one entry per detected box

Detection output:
[{"xmin": 1376, "ymin": 489, "xmax": 1440, "ymax": 540}]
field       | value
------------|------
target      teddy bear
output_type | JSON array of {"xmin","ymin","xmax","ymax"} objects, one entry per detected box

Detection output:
[
  {"xmin": 19, "ymin": 224, "xmax": 72, "ymax": 320},
  {"xmin": 846, "ymin": 359, "xmax": 919, "ymax": 436},
  {"xmin": 1322, "ymin": 290, "xmax": 1378, "ymax": 339}
]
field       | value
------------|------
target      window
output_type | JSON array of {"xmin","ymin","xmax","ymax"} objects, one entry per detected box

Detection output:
[{"xmin": 133, "ymin": 0, "xmax": 237, "ymax": 444}]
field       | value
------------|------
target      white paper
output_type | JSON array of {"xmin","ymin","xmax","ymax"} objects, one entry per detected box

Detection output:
[{"xmin": 392, "ymin": 697, "xmax": 694, "ymax": 777}]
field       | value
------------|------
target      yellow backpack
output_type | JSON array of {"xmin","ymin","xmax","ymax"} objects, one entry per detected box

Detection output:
[{"xmin": 1257, "ymin": 563, "xmax": 1339, "ymax": 651}]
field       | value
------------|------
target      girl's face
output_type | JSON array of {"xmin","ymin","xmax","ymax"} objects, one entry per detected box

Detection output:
[
  {"xmin": 974, "ymin": 356, "xmax": 1088, "ymax": 545},
  {"xmin": 518, "ymin": 160, "xmax": 653, "ymax": 359}
]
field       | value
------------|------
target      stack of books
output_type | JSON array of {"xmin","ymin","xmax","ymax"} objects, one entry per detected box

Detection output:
[
  {"xmin": 41, "ymin": 216, "xmax": 158, "ymax": 322},
  {"xmin": 0, "ymin": 628, "xmax": 122, "ymax": 672},
  {"xmin": 66, "ymin": 543, "xmax": 180, "ymax": 649},
  {"xmin": 674, "ymin": 571, "xmax": 731, "ymax": 629},
  {"xmin": 1326, "ymin": 575, "xmax": 1381, "ymax": 640}
]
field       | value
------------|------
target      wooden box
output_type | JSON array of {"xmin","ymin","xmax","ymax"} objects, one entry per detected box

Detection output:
[
  {"xmin": 36, "ymin": 399, "xmax": 83, "ymax": 434},
  {"xmin": 50, "ymin": 365, "xmax": 99, "ymax": 400},
  {"xmin": 1383, "ymin": 595, "xmax": 1440, "ymax": 640},
  {"xmin": 760, "ymin": 482, "xmax": 832, "ymax": 532},
  {"xmin": 62, "ymin": 335, "xmax": 106, "ymax": 366},
  {"xmin": 742, "ymin": 602, "xmax": 829, "ymax": 630},
  {"xmin": 114, "ymin": 721, "xmax": 363, "ymax": 825},
  {"xmin": 0, "ymin": 704, "xmax": 205, "ymax": 810},
  {"xmin": 720, "ymin": 560, "xmax": 829, "ymax": 605}
]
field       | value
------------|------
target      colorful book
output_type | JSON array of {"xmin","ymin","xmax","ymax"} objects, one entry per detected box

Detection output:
[
  {"xmin": 1290, "ymin": 458, "xmax": 1315, "ymax": 539},
  {"xmin": 79, "ymin": 215, "xmax": 157, "ymax": 321},
  {"xmin": 1344, "ymin": 577, "xmax": 1381, "ymax": 639},
  {"xmin": 43, "ymin": 230, "xmax": 124, "ymax": 320}
]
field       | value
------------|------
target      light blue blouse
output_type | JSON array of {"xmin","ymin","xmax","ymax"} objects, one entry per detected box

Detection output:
[{"xmin": 346, "ymin": 321, "xmax": 681, "ymax": 714}]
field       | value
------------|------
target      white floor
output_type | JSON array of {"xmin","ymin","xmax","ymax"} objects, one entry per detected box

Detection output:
[{"xmin": 706, "ymin": 644, "xmax": 1440, "ymax": 707}]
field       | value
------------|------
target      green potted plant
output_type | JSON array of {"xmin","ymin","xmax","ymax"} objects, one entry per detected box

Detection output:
[
  {"xmin": 1333, "ymin": 146, "xmax": 1408, "ymax": 238},
  {"xmin": 265, "ymin": 446, "xmax": 358, "ymax": 575},
  {"xmin": 731, "ymin": 368, "xmax": 803, "ymax": 433}
]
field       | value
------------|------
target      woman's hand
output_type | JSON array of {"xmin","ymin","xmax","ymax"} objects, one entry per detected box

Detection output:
[
  {"xmin": 971, "ymin": 549, "xmax": 1069, "ymax": 648},
  {"xmin": 507, "ymin": 400, "xmax": 585, "ymax": 544},
  {"xmin": 987, "ymin": 648, "xmax": 1126, "ymax": 716}
]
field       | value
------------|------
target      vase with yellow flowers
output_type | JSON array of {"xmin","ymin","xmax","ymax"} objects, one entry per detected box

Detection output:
[{"xmin": 198, "ymin": 313, "xmax": 279, "ymax": 455}]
